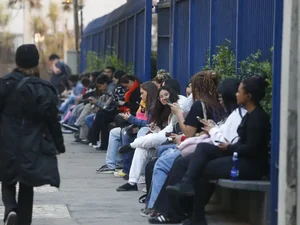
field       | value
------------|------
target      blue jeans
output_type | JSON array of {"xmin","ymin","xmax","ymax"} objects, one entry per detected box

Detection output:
[
  {"xmin": 59, "ymin": 95, "xmax": 76, "ymax": 115},
  {"xmin": 147, "ymin": 148, "xmax": 181, "ymax": 208},
  {"xmin": 157, "ymin": 144, "xmax": 177, "ymax": 157},
  {"xmin": 105, "ymin": 127, "xmax": 123, "ymax": 170},
  {"xmin": 85, "ymin": 113, "xmax": 95, "ymax": 128},
  {"xmin": 122, "ymin": 127, "xmax": 150, "ymax": 175}
]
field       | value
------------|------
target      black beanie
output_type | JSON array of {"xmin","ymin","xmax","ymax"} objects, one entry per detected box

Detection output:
[{"xmin": 15, "ymin": 44, "xmax": 39, "ymax": 69}]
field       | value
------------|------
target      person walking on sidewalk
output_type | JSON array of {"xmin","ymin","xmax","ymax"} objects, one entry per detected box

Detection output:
[{"xmin": 0, "ymin": 44, "xmax": 65, "ymax": 225}]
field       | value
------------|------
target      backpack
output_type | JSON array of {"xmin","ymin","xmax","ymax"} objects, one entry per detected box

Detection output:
[
  {"xmin": 64, "ymin": 64, "xmax": 72, "ymax": 77},
  {"xmin": 14, "ymin": 76, "xmax": 58, "ymax": 120}
]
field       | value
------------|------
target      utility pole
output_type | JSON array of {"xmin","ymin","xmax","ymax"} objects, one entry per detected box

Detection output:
[
  {"xmin": 23, "ymin": 0, "xmax": 33, "ymax": 44},
  {"xmin": 73, "ymin": 0, "xmax": 79, "ymax": 53},
  {"xmin": 73, "ymin": 0, "xmax": 80, "ymax": 74}
]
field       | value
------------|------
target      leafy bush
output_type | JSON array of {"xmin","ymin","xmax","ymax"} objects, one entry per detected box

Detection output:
[
  {"xmin": 204, "ymin": 41, "xmax": 273, "ymax": 116},
  {"xmin": 238, "ymin": 49, "xmax": 273, "ymax": 116},
  {"xmin": 86, "ymin": 51, "xmax": 134, "ymax": 75},
  {"xmin": 204, "ymin": 40, "xmax": 236, "ymax": 80}
]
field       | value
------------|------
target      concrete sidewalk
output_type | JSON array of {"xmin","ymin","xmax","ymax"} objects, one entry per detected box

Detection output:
[{"xmin": 0, "ymin": 134, "xmax": 249, "ymax": 225}]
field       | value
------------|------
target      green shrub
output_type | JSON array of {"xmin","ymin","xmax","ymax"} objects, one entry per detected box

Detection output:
[
  {"xmin": 204, "ymin": 40, "xmax": 236, "ymax": 80},
  {"xmin": 204, "ymin": 41, "xmax": 273, "ymax": 116},
  {"xmin": 238, "ymin": 49, "xmax": 273, "ymax": 116},
  {"xmin": 86, "ymin": 51, "xmax": 134, "ymax": 75}
]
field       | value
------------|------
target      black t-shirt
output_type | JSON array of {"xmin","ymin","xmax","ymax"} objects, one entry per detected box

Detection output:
[{"xmin": 184, "ymin": 100, "xmax": 213, "ymax": 133}]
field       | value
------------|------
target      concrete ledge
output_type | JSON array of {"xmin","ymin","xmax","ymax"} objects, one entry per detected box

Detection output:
[{"xmin": 217, "ymin": 179, "xmax": 270, "ymax": 192}]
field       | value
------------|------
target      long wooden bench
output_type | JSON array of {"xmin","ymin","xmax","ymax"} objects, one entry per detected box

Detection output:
[{"xmin": 212, "ymin": 179, "xmax": 270, "ymax": 225}]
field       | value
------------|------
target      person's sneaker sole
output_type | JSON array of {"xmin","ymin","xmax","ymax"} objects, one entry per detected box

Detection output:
[
  {"xmin": 95, "ymin": 170, "xmax": 114, "ymax": 174},
  {"xmin": 5, "ymin": 211, "xmax": 17, "ymax": 225}
]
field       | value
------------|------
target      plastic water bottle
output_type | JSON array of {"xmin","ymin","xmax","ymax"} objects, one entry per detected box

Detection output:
[{"xmin": 230, "ymin": 152, "xmax": 239, "ymax": 180}]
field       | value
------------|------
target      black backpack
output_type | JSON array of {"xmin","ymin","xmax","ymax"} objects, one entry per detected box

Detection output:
[{"xmin": 64, "ymin": 64, "xmax": 72, "ymax": 77}]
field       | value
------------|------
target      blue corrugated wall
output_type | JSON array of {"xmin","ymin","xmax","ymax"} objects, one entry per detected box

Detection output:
[
  {"xmin": 80, "ymin": 0, "xmax": 152, "ymax": 82},
  {"xmin": 157, "ymin": 5, "xmax": 170, "ymax": 71},
  {"xmin": 135, "ymin": 10, "xmax": 146, "ymax": 80},
  {"xmin": 157, "ymin": 0, "xmax": 275, "ymax": 92}
]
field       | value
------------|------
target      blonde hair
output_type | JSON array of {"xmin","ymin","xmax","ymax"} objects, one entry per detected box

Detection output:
[
  {"xmin": 152, "ymin": 69, "xmax": 171, "ymax": 85},
  {"xmin": 16, "ymin": 66, "xmax": 40, "ymax": 77}
]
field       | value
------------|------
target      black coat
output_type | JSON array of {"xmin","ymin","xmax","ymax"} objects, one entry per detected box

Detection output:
[
  {"xmin": 124, "ymin": 87, "xmax": 141, "ymax": 115},
  {"xmin": 0, "ymin": 72, "xmax": 65, "ymax": 188}
]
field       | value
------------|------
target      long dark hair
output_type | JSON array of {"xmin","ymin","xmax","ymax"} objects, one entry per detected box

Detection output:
[
  {"xmin": 150, "ymin": 86, "xmax": 179, "ymax": 129},
  {"xmin": 163, "ymin": 78, "xmax": 181, "ymax": 95},
  {"xmin": 119, "ymin": 75, "xmax": 140, "ymax": 84},
  {"xmin": 217, "ymin": 78, "xmax": 240, "ymax": 117},
  {"xmin": 140, "ymin": 81, "xmax": 158, "ymax": 113},
  {"xmin": 113, "ymin": 70, "xmax": 127, "ymax": 84}
]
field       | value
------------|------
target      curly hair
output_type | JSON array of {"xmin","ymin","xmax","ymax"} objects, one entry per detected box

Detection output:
[{"xmin": 191, "ymin": 70, "xmax": 224, "ymax": 121}]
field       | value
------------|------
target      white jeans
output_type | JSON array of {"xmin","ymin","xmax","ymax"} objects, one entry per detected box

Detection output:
[{"xmin": 128, "ymin": 147, "xmax": 157, "ymax": 184}]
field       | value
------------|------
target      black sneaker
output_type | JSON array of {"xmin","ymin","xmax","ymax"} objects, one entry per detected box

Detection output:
[
  {"xmin": 166, "ymin": 182, "xmax": 195, "ymax": 197},
  {"xmin": 5, "ymin": 211, "xmax": 17, "ymax": 225},
  {"xmin": 95, "ymin": 146, "xmax": 107, "ymax": 151},
  {"xmin": 116, "ymin": 183, "xmax": 138, "ymax": 191},
  {"xmin": 95, "ymin": 165, "xmax": 115, "ymax": 174},
  {"xmin": 118, "ymin": 145, "xmax": 135, "ymax": 154},
  {"xmin": 123, "ymin": 175, "xmax": 129, "ymax": 180},
  {"xmin": 62, "ymin": 124, "xmax": 79, "ymax": 132},
  {"xmin": 71, "ymin": 137, "xmax": 81, "ymax": 144}
]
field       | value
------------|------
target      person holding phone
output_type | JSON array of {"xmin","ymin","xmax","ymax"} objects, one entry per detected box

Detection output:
[
  {"xmin": 145, "ymin": 78, "xmax": 244, "ymax": 220},
  {"xmin": 163, "ymin": 76, "xmax": 270, "ymax": 225}
]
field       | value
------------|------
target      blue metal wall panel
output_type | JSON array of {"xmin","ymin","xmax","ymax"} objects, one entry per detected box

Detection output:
[
  {"xmin": 81, "ymin": 0, "xmax": 151, "ymax": 81},
  {"xmin": 104, "ymin": 28, "xmax": 111, "ymax": 54},
  {"xmin": 270, "ymin": 0, "xmax": 283, "ymax": 224},
  {"xmin": 111, "ymin": 25, "xmax": 118, "ymax": 53},
  {"xmin": 157, "ymin": 7, "xmax": 170, "ymax": 36},
  {"xmin": 236, "ymin": 0, "xmax": 275, "ymax": 62},
  {"xmin": 98, "ymin": 32, "xmax": 104, "ymax": 56},
  {"xmin": 126, "ymin": 16, "xmax": 135, "ymax": 64},
  {"xmin": 135, "ymin": 10, "xmax": 145, "ymax": 79},
  {"xmin": 157, "ymin": 6, "xmax": 170, "ymax": 71},
  {"xmin": 173, "ymin": 0, "xmax": 189, "ymax": 90},
  {"xmin": 211, "ymin": 0, "xmax": 237, "ymax": 53},
  {"xmin": 80, "ymin": 39, "xmax": 87, "ymax": 72},
  {"xmin": 92, "ymin": 34, "xmax": 99, "ymax": 54},
  {"xmin": 190, "ymin": 0, "xmax": 210, "ymax": 75},
  {"xmin": 157, "ymin": 38, "xmax": 170, "ymax": 72},
  {"xmin": 118, "ymin": 21, "xmax": 126, "ymax": 61},
  {"xmin": 87, "ymin": 36, "xmax": 93, "ymax": 52}
]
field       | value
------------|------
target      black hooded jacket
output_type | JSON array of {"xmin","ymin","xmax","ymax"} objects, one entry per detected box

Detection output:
[{"xmin": 0, "ymin": 72, "xmax": 64, "ymax": 187}]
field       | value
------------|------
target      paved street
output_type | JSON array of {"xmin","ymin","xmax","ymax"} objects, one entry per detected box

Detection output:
[{"xmin": 0, "ymin": 134, "xmax": 248, "ymax": 225}]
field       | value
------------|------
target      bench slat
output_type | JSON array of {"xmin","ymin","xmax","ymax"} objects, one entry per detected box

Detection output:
[{"xmin": 216, "ymin": 179, "xmax": 270, "ymax": 192}]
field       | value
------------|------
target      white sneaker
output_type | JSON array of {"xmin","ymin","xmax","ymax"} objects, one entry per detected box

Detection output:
[
  {"xmin": 142, "ymin": 187, "xmax": 147, "ymax": 193},
  {"xmin": 138, "ymin": 175, "xmax": 146, "ymax": 184}
]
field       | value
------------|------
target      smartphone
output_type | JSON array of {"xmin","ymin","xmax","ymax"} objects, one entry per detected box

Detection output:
[
  {"xmin": 165, "ymin": 132, "xmax": 172, "ymax": 137},
  {"xmin": 166, "ymin": 99, "xmax": 172, "ymax": 104}
]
